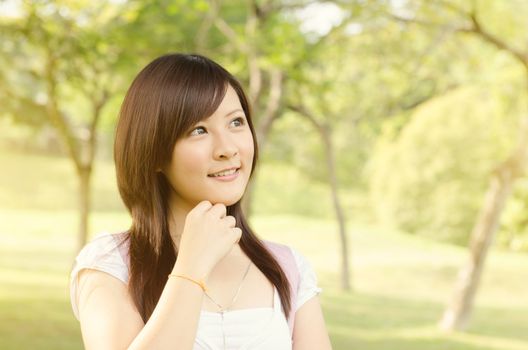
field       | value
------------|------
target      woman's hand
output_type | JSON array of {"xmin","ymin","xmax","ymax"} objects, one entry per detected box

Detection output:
[{"xmin": 173, "ymin": 201, "xmax": 241, "ymax": 280}]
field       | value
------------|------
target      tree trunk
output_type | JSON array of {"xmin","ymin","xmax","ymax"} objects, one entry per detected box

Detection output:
[
  {"xmin": 320, "ymin": 126, "xmax": 351, "ymax": 291},
  {"xmin": 241, "ymin": 172, "xmax": 257, "ymax": 217},
  {"xmin": 439, "ymin": 117, "xmax": 528, "ymax": 331},
  {"xmin": 76, "ymin": 166, "xmax": 92, "ymax": 253},
  {"xmin": 436, "ymin": 6, "xmax": 528, "ymax": 332},
  {"xmin": 439, "ymin": 169, "xmax": 512, "ymax": 330},
  {"xmin": 242, "ymin": 70, "xmax": 283, "ymax": 217},
  {"xmin": 287, "ymin": 104, "xmax": 352, "ymax": 291},
  {"xmin": 241, "ymin": 123, "xmax": 272, "ymax": 217}
]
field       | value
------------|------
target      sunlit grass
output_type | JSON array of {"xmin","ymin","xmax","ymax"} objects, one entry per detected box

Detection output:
[{"xmin": 1, "ymin": 149, "xmax": 527, "ymax": 349}]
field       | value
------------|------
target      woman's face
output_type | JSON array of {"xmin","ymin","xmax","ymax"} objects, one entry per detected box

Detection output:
[{"xmin": 163, "ymin": 84, "xmax": 254, "ymax": 210}]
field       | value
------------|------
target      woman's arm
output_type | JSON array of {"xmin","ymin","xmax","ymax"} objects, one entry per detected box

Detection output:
[
  {"xmin": 292, "ymin": 296, "xmax": 333, "ymax": 350},
  {"xmin": 76, "ymin": 261, "xmax": 206, "ymax": 350},
  {"xmin": 76, "ymin": 201, "xmax": 241, "ymax": 349}
]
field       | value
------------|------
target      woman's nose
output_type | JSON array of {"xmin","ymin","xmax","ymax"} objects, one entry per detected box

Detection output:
[{"xmin": 213, "ymin": 134, "xmax": 238, "ymax": 159}]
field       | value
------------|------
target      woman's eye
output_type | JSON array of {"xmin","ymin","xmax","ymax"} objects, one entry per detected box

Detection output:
[
  {"xmin": 190, "ymin": 126, "xmax": 206, "ymax": 136},
  {"xmin": 189, "ymin": 118, "xmax": 244, "ymax": 135},
  {"xmin": 231, "ymin": 117, "xmax": 246, "ymax": 127}
]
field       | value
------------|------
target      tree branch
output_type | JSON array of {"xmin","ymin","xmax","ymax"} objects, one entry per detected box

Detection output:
[
  {"xmin": 195, "ymin": 0, "xmax": 220, "ymax": 53},
  {"xmin": 287, "ymin": 103, "xmax": 324, "ymax": 132},
  {"xmin": 213, "ymin": 15, "xmax": 248, "ymax": 53},
  {"xmin": 257, "ymin": 69, "xmax": 283, "ymax": 145},
  {"xmin": 44, "ymin": 50, "xmax": 82, "ymax": 170},
  {"xmin": 461, "ymin": 12, "xmax": 528, "ymax": 68},
  {"xmin": 390, "ymin": 2, "xmax": 528, "ymax": 69},
  {"xmin": 257, "ymin": 0, "xmax": 322, "ymax": 20}
]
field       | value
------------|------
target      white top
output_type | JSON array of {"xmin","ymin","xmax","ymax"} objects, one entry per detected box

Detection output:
[{"xmin": 70, "ymin": 232, "xmax": 323, "ymax": 350}]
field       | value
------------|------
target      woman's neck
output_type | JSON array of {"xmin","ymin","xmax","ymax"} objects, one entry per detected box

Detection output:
[{"xmin": 167, "ymin": 200, "xmax": 191, "ymax": 251}]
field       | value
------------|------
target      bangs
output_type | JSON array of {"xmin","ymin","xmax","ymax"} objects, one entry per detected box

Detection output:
[{"xmin": 161, "ymin": 56, "xmax": 231, "ymax": 143}]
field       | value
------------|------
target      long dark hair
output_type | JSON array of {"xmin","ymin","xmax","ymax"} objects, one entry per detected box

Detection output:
[{"xmin": 114, "ymin": 53, "xmax": 292, "ymax": 323}]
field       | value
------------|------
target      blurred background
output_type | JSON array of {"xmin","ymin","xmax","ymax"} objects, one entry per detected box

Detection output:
[{"xmin": 1, "ymin": 0, "xmax": 528, "ymax": 349}]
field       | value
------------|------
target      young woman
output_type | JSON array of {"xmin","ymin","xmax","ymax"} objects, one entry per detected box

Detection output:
[{"xmin": 70, "ymin": 53, "xmax": 332, "ymax": 350}]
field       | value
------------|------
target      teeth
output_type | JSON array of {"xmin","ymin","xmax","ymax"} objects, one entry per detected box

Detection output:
[{"xmin": 210, "ymin": 168, "xmax": 237, "ymax": 177}]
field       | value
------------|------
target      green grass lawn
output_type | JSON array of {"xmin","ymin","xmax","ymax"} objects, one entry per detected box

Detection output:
[{"xmin": 1, "ymin": 150, "xmax": 527, "ymax": 349}]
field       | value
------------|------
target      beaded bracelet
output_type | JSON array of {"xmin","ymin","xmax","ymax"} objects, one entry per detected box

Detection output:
[{"xmin": 168, "ymin": 273, "xmax": 207, "ymax": 292}]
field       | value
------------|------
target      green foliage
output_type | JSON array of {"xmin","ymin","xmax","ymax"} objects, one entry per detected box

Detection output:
[
  {"xmin": 498, "ymin": 178, "xmax": 528, "ymax": 252},
  {"xmin": 368, "ymin": 87, "xmax": 515, "ymax": 245},
  {"xmin": 2, "ymin": 0, "xmax": 528, "ymax": 258},
  {"xmin": 253, "ymin": 161, "xmax": 334, "ymax": 218}
]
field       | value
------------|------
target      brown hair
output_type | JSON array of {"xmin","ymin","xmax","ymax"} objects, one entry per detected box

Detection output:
[{"xmin": 114, "ymin": 53, "xmax": 292, "ymax": 323}]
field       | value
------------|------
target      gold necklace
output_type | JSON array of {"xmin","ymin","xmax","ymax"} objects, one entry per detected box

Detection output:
[{"xmin": 204, "ymin": 261, "xmax": 252, "ymax": 350}]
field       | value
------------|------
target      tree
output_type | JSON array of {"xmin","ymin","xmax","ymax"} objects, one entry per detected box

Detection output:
[
  {"xmin": 389, "ymin": 0, "xmax": 528, "ymax": 330},
  {"xmin": 0, "ymin": 0, "xmax": 221, "ymax": 251},
  {"xmin": 0, "ymin": 1, "xmax": 135, "ymax": 251},
  {"xmin": 201, "ymin": 0, "xmax": 365, "ymax": 290},
  {"xmin": 437, "ymin": 1, "xmax": 528, "ymax": 331}
]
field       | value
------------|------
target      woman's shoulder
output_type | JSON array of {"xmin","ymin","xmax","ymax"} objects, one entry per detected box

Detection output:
[
  {"xmin": 80, "ymin": 231, "xmax": 127, "ymax": 249},
  {"xmin": 260, "ymin": 239, "xmax": 307, "ymax": 269},
  {"xmin": 71, "ymin": 231, "xmax": 130, "ymax": 284},
  {"xmin": 69, "ymin": 231, "xmax": 130, "ymax": 321},
  {"xmin": 261, "ymin": 239, "xmax": 291, "ymax": 253},
  {"xmin": 260, "ymin": 240, "xmax": 322, "ymax": 311}
]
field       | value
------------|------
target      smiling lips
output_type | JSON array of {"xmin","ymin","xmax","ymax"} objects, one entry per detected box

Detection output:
[
  {"xmin": 207, "ymin": 167, "xmax": 240, "ymax": 181},
  {"xmin": 208, "ymin": 166, "xmax": 240, "ymax": 177}
]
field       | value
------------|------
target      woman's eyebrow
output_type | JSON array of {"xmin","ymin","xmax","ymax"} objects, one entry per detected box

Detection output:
[
  {"xmin": 224, "ymin": 108, "xmax": 244, "ymax": 117},
  {"xmin": 201, "ymin": 109, "xmax": 244, "ymax": 123}
]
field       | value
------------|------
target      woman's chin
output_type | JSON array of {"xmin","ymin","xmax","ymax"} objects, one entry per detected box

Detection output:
[{"xmin": 196, "ymin": 194, "xmax": 242, "ymax": 207}]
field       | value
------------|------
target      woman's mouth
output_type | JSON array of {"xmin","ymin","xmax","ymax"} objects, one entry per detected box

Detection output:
[{"xmin": 207, "ymin": 168, "xmax": 240, "ymax": 181}]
